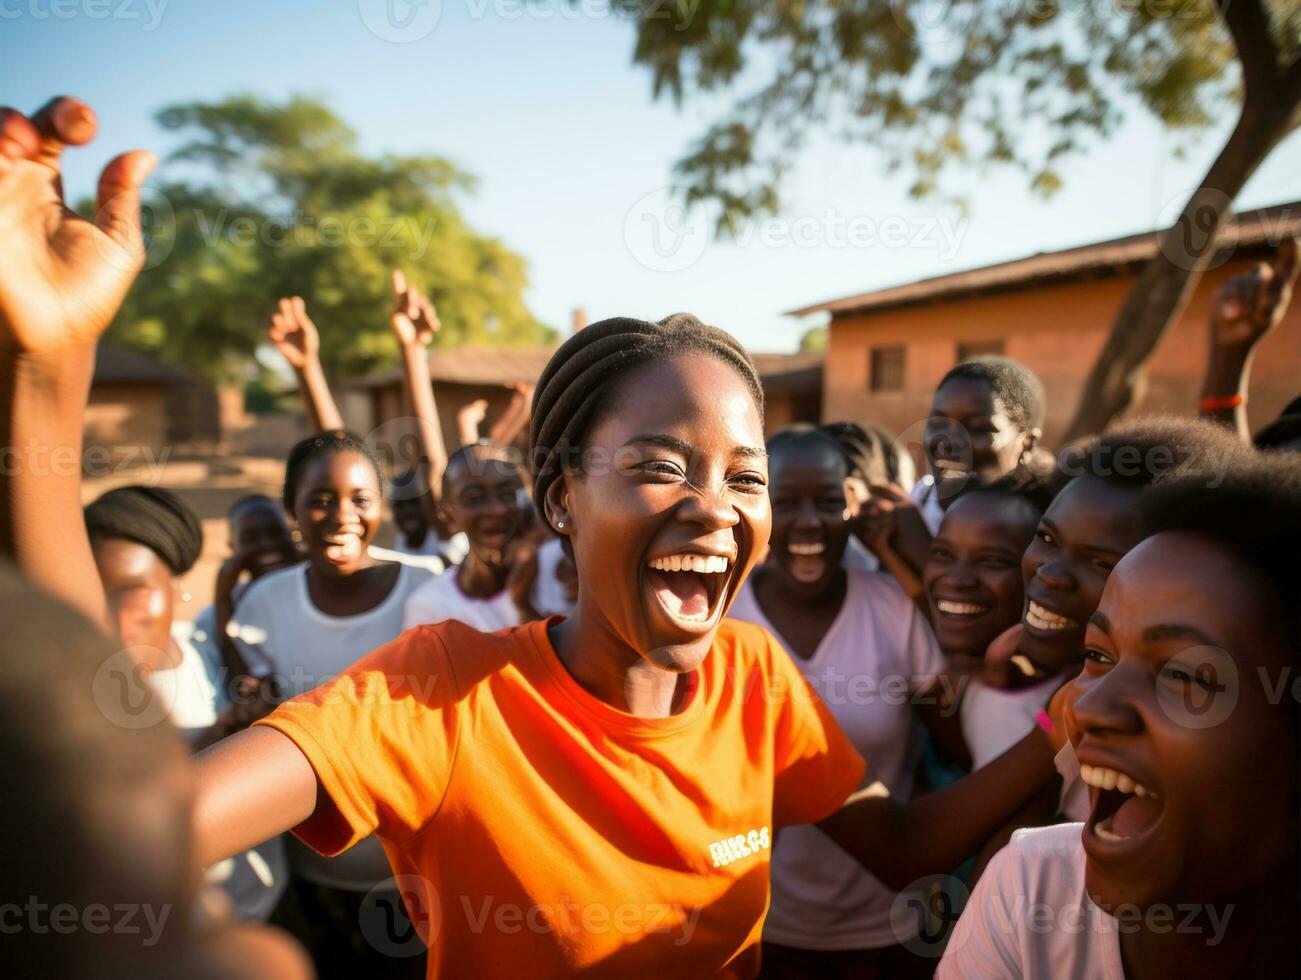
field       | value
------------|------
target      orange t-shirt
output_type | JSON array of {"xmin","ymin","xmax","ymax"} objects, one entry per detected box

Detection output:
[{"xmin": 254, "ymin": 617, "xmax": 865, "ymax": 978}]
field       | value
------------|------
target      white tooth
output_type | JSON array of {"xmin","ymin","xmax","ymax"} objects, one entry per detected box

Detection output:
[
  {"xmin": 1115, "ymin": 773, "xmax": 1135, "ymax": 795},
  {"xmin": 670, "ymin": 556, "xmax": 682, "ymax": 572},
  {"xmin": 1133, "ymin": 783, "xmax": 1146, "ymax": 798},
  {"xmin": 1094, "ymin": 823, "xmax": 1125, "ymax": 843},
  {"xmin": 1101, "ymin": 768, "xmax": 1118, "ymax": 791},
  {"xmin": 690, "ymin": 555, "xmax": 705, "ymax": 573},
  {"xmin": 1080, "ymin": 764, "xmax": 1094, "ymax": 786}
]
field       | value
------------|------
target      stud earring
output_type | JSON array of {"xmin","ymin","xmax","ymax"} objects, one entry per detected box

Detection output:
[{"xmin": 555, "ymin": 520, "xmax": 565, "ymax": 529}]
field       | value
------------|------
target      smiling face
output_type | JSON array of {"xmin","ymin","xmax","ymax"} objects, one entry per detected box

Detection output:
[
  {"xmin": 442, "ymin": 446, "xmax": 527, "ymax": 567},
  {"xmin": 1018, "ymin": 475, "xmax": 1145, "ymax": 675},
  {"xmin": 1072, "ymin": 532, "xmax": 1296, "ymax": 910},
  {"xmin": 925, "ymin": 377, "xmax": 1031, "ymax": 501},
  {"xmin": 91, "ymin": 536, "xmax": 176, "ymax": 654},
  {"xmin": 229, "ymin": 499, "xmax": 297, "ymax": 581},
  {"xmin": 923, "ymin": 491, "xmax": 1039, "ymax": 659},
  {"xmin": 765, "ymin": 435, "xmax": 851, "ymax": 599},
  {"xmin": 555, "ymin": 354, "xmax": 769, "ymax": 673},
  {"xmin": 291, "ymin": 449, "xmax": 384, "ymax": 576}
]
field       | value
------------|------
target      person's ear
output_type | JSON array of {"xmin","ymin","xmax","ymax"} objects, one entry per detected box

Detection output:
[
  {"xmin": 1022, "ymin": 426, "xmax": 1042, "ymax": 461},
  {"xmin": 544, "ymin": 476, "xmax": 572, "ymax": 535},
  {"xmin": 843, "ymin": 476, "xmax": 868, "ymax": 520}
]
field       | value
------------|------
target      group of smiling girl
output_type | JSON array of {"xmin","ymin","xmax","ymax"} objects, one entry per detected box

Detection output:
[{"xmin": 2, "ymin": 95, "xmax": 1298, "ymax": 980}]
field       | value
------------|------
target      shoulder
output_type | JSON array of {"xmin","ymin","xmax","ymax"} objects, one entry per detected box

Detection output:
[
  {"xmin": 238, "ymin": 563, "xmax": 305, "ymax": 611},
  {"xmin": 715, "ymin": 616, "xmax": 781, "ymax": 661},
  {"xmin": 987, "ymin": 823, "xmax": 1086, "ymax": 894}
]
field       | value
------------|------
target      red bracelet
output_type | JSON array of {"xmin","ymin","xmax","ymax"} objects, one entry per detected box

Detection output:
[{"xmin": 1199, "ymin": 393, "xmax": 1245, "ymax": 411}]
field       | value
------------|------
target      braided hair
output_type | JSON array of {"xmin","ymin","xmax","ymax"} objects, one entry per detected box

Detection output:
[
  {"xmin": 84, "ymin": 485, "xmax": 204, "ymax": 576},
  {"xmin": 282, "ymin": 430, "xmax": 384, "ymax": 516},
  {"xmin": 528, "ymin": 314, "xmax": 763, "ymax": 524}
]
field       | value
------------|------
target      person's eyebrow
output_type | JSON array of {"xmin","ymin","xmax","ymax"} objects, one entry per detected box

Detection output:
[
  {"xmin": 1089, "ymin": 611, "xmax": 1112, "ymax": 634},
  {"xmin": 623, "ymin": 434, "xmax": 695, "ymax": 456},
  {"xmin": 732, "ymin": 445, "xmax": 768, "ymax": 462},
  {"xmin": 1142, "ymin": 623, "xmax": 1219, "ymax": 646}
]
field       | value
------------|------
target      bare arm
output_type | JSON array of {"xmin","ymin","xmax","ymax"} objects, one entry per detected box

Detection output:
[
  {"xmin": 390, "ymin": 270, "xmax": 453, "ymax": 537},
  {"xmin": 267, "ymin": 296, "xmax": 343, "ymax": 432},
  {"xmin": 457, "ymin": 398, "xmax": 488, "ymax": 447},
  {"xmin": 817, "ymin": 726, "xmax": 1054, "ymax": 892},
  {"xmin": 191, "ymin": 726, "xmax": 319, "ymax": 870},
  {"xmin": 487, "ymin": 382, "xmax": 534, "ymax": 447},
  {"xmin": 0, "ymin": 98, "xmax": 157, "ymax": 624},
  {"xmin": 1198, "ymin": 237, "xmax": 1298, "ymax": 441}
]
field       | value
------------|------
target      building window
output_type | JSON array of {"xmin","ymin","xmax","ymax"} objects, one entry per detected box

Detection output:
[
  {"xmin": 869, "ymin": 346, "xmax": 905, "ymax": 393},
  {"xmin": 957, "ymin": 339, "xmax": 1004, "ymax": 362}
]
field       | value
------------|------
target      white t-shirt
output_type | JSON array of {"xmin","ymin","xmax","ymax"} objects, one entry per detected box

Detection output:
[
  {"xmin": 532, "ymin": 537, "xmax": 576, "ymax": 617},
  {"xmin": 937, "ymin": 824, "xmax": 1125, "ymax": 980},
  {"xmin": 395, "ymin": 528, "xmax": 469, "ymax": 566},
  {"xmin": 231, "ymin": 560, "xmax": 436, "ymax": 891},
  {"xmin": 960, "ymin": 676, "xmax": 1059, "ymax": 769},
  {"xmin": 154, "ymin": 622, "xmax": 288, "ymax": 922},
  {"xmin": 842, "ymin": 535, "xmax": 881, "ymax": 572},
  {"xmin": 368, "ymin": 543, "xmax": 446, "ymax": 575},
  {"xmin": 402, "ymin": 567, "xmax": 521, "ymax": 633},
  {"xmin": 728, "ymin": 570, "xmax": 946, "ymax": 950}
]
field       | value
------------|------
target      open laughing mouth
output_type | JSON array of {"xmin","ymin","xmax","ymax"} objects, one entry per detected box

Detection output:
[
  {"xmin": 785, "ymin": 541, "xmax": 826, "ymax": 584},
  {"xmin": 1025, "ymin": 600, "xmax": 1081, "ymax": 634},
  {"xmin": 320, "ymin": 531, "xmax": 363, "ymax": 564},
  {"xmin": 934, "ymin": 598, "xmax": 992, "ymax": 620},
  {"xmin": 1081, "ymin": 761, "xmax": 1164, "ymax": 857},
  {"xmin": 645, "ymin": 552, "xmax": 733, "ymax": 632}
]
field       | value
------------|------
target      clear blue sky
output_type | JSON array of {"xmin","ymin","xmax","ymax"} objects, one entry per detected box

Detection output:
[{"xmin": 4, "ymin": 0, "xmax": 1300, "ymax": 352}]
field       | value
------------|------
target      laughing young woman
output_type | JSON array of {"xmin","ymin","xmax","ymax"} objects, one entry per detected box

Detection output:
[
  {"xmin": 939, "ymin": 456, "xmax": 1300, "ymax": 979},
  {"xmin": 0, "ymin": 99, "xmax": 1062, "ymax": 978}
]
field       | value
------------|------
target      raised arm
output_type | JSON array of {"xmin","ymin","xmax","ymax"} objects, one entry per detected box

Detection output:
[
  {"xmin": 0, "ymin": 97, "xmax": 156, "ymax": 624},
  {"xmin": 267, "ymin": 296, "xmax": 344, "ymax": 432},
  {"xmin": 390, "ymin": 269, "xmax": 453, "ymax": 537},
  {"xmin": 457, "ymin": 398, "xmax": 489, "ymax": 447},
  {"xmin": 487, "ymin": 382, "xmax": 534, "ymax": 447},
  {"xmin": 817, "ymin": 724, "xmax": 1056, "ymax": 892},
  {"xmin": 192, "ymin": 725, "xmax": 320, "ymax": 869},
  {"xmin": 1199, "ymin": 237, "xmax": 1298, "ymax": 440}
]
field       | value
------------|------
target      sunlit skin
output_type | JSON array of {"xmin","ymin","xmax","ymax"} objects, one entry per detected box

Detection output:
[
  {"xmin": 924, "ymin": 377, "xmax": 1036, "ymax": 506},
  {"xmin": 546, "ymin": 355, "xmax": 770, "ymax": 716},
  {"xmin": 923, "ymin": 491, "xmax": 1039, "ymax": 661},
  {"xmin": 750, "ymin": 436, "xmax": 850, "ymax": 661},
  {"xmin": 439, "ymin": 446, "xmax": 527, "ymax": 599},
  {"xmin": 1071, "ymin": 533, "xmax": 1296, "ymax": 978},
  {"xmin": 90, "ymin": 535, "xmax": 182, "ymax": 672},
  {"xmin": 292, "ymin": 450, "xmax": 399, "ymax": 617},
  {"xmin": 1017, "ymin": 476, "xmax": 1145, "ymax": 677}
]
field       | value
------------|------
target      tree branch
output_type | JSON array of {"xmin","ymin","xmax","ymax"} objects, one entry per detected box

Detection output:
[{"xmin": 1217, "ymin": 0, "xmax": 1282, "ymax": 97}]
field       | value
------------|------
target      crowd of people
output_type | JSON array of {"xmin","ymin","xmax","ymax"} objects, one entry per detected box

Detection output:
[{"xmin": 2, "ymin": 95, "xmax": 1299, "ymax": 980}]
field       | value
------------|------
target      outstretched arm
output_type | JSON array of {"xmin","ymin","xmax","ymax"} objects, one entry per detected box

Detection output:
[
  {"xmin": 1199, "ymin": 237, "xmax": 1298, "ymax": 440},
  {"xmin": 0, "ymin": 97, "xmax": 155, "ymax": 624},
  {"xmin": 390, "ymin": 270, "xmax": 453, "ymax": 538},
  {"xmin": 192, "ymin": 726, "xmax": 320, "ymax": 869},
  {"xmin": 817, "ymin": 726, "xmax": 1055, "ymax": 892},
  {"xmin": 267, "ymin": 296, "xmax": 344, "ymax": 433}
]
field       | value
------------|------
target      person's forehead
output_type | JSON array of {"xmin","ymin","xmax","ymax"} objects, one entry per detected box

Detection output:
[
  {"xmin": 1102, "ymin": 532, "xmax": 1273, "ymax": 639},
  {"xmin": 306, "ymin": 451, "xmax": 377, "ymax": 483},
  {"xmin": 933, "ymin": 376, "xmax": 1000, "ymax": 415},
  {"xmin": 592, "ymin": 355, "xmax": 763, "ymax": 445},
  {"xmin": 93, "ymin": 535, "xmax": 168, "ymax": 577},
  {"xmin": 769, "ymin": 440, "xmax": 844, "ymax": 483},
  {"xmin": 946, "ymin": 491, "xmax": 1034, "ymax": 532}
]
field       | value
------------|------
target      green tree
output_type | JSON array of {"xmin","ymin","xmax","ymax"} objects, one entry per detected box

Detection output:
[
  {"xmin": 799, "ymin": 325, "xmax": 828, "ymax": 352},
  {"xmin": 110, "ymin": 95, "xmax": 554, "ymax": 382},
  {"xmin": 621, "ymin": 0, "xmax": 1301, "ymax": 437}
]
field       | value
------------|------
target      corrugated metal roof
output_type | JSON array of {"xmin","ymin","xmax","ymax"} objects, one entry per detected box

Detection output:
[{"xmin": 787, "ymin": 200, "xmax": 1301, "ymax": 318}]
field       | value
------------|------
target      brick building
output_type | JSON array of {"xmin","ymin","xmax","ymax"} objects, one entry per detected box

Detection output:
[{"xmin": 790, "ymin": 201, "xmax": 1301, "ymax": 445}]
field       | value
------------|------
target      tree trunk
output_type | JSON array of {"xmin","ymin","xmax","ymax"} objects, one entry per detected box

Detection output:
[{"xmin": 1063, "ymin": 96, "xmax": 1300, "ymax": 442}]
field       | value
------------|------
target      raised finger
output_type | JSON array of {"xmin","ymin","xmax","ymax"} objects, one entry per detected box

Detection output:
[
  {"xmin": 291, "ymin": 296, "xmax": 310, "ymax": 324},
  {"xmin": 30, "ymin": 96, "xmax": 97, "ymax": 169},
  {"xmin": 392, "ymin": 268, "xmax": 407, "ymax": 298},
  {"xmin": 0, "ymin": 108, "xmax": 41, "ymax": 170}
]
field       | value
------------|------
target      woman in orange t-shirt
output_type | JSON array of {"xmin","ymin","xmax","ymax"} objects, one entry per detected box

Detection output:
[{"xmin": 191, "ymin": 314, "xmax": 1059, "ymax": 978}]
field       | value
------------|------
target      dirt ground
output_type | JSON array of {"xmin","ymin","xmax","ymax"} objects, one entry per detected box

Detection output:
[{"xmin": 81, "ymin": 452, "xmax": 399, "ymax": 624}]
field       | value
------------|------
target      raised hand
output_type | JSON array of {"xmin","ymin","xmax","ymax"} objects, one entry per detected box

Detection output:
[
  {"xmin": 267, "ymin": 296, "xmax": 320, "ymax": 371},
  {"xmin": 390, "ymin": 269, "xmax": 440, "ymax": 348},
  {"xmin": 1210, "ymin": 237, "xmax": 1299, "ymax": 350},
  {"xmin": 0, "ymin": 97, "xmax": 155, "ymax": 355}
]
